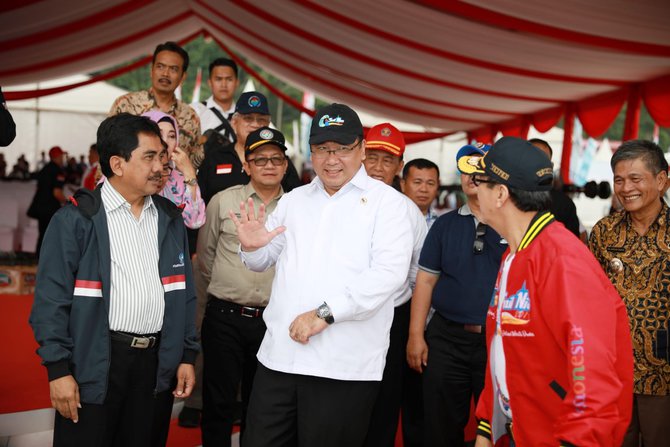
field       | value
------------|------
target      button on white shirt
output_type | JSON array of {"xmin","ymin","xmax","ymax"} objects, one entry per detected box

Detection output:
[{"xmin": 241, "ymin": 166, "xmax": 413, "ymax": 381}]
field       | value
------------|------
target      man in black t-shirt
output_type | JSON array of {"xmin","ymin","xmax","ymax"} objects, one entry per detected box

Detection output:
[{"xmin": 27, "ymin": 146, "xmax": 66, "ymax": 255}]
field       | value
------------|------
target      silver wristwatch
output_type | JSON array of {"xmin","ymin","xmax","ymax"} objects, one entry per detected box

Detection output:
[{"xmin": 316, "ymin": 302, "xmax": 334, "ymax": 324}]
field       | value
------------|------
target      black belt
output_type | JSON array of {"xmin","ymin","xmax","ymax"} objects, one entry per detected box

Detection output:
[
  {"xmin": 110, "ymin": 331, "xmax": 160, "ymax": 349},
  {"xmin": 208, "ymin": 296, "xmax": 265, "ymax": 318},
  {"xmin": 443, "ymin": 317, "xmax": 483, "ymax": 334}
]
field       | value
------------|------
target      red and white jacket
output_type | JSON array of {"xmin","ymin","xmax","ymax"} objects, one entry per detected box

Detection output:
[{"xmin": 476, "ymin": 212, "xmax": 633, "ymax": 447}]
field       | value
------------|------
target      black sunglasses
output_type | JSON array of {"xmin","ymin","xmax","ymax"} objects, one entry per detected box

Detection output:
[
  {"xmin": 471, "ymin": 174, "xmax": 498, "ymax": 187},
  {"xmin": 473, "ymin": 222, "xmax": 487, "ymax": 254}
]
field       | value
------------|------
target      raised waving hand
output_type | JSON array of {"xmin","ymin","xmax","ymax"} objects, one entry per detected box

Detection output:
[{"xmin": 229, "ymin": 197, "xmax": 286, "ymax": 252}]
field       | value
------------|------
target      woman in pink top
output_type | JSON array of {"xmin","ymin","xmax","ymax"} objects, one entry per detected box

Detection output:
[{"xmin": 142, "ymin": 111, "xmax": 205, "ymax": 229}]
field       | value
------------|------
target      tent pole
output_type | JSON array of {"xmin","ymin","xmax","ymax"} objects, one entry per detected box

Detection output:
[
  {"xmin": 560, "ymin": 103, "xmax": 575, "ymax": 184},
  {"xmin": 623, "ymin": 84, "xmax": 641, "ymax": 141}
]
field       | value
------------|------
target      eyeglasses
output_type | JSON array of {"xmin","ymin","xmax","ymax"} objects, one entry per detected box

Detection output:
[
  {"xmin": 311, "ymin": 140, "xmax": 362, "ymax": 159},
  {"xmin": 473, "ymin": 222, "xmax": 487, "ymax": 254},
  {"xmin": 247, "ymin": 156, "xmax": 287, "ymax": 167},
  {"xmin": 240, "ymin": 114, "xmax": 271, "ymax": 126},
  {"xmin": 471, "ymin": 174, "xmax": 498, "ymax": 187}
]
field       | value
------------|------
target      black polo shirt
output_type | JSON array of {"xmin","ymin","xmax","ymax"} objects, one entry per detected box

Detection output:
[{"xmin": 419, "ymin": 205, "xmax": 507, "ymax": 325}]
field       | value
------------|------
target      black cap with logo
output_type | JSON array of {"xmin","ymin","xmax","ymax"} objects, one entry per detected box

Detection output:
[
  {"xmin": 245, "ymin": 126, "xmax": 288, "ymax": 156},
  {"xmin": 235, "ymin": 91, "xmax": 270, "ymax": 115},
  {"xmin": 476, "ymin": 136, "xmax": 553, "ymax": 191},
  {"xmin": 309, "ymin": 103, "xmax": 363, "ymax": 145}
]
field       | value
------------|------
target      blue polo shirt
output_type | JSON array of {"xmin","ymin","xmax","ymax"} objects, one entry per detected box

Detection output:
[{"xmin": 419, "ymin": 205, "xmax": 507, "ymax": 325}]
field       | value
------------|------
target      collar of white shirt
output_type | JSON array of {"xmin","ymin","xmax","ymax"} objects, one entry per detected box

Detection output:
[
  {"xmin": 101, "ymin": 180, "xmax": 155, "ymax": 215},
  {"xmin": 205, "ymin": 95, "xmax": 236, "ymax": 118},
  {"xmin": 309, "ymin": 165, "xmax": 370, "ymax": 195}
]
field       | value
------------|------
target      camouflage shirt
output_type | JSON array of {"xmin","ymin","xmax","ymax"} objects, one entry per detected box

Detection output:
[
  {"xmin": 109, "ymin": 89, "xmax": 204, "ymax": 168},
  {"xmin": 589, "ymin": 202, "xmax": 670, "ymax": 395}
]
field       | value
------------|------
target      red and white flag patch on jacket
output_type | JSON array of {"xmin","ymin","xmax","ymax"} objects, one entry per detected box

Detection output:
[
  {"xmin": 216, "ymin": 164, "xmax": 232, "ymax": 175},
  {"xmin": 162, "ymin": 274, "xmax": 186, "ymax": 292},
  {"xmin": 74, "ymin": 280, "xmax": 103, "ymax": 297}
]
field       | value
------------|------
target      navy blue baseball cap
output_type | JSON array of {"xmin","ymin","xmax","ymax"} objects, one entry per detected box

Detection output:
[
  {"xmin": 475, "ymin": 136, "xmax": 554, "ymax": 191},
  {"xmin": 235, "ymin": 91, "xmax": 270, "ymax": 115},
  {"xmin": 456, "ymin": 142, "xmax": 491, "ymax": 174}
]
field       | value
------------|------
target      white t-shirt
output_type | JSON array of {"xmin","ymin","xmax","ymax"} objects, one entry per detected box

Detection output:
[{"xmin": 491, "ymin": 253, "xmax": 515, "ymax": 421}]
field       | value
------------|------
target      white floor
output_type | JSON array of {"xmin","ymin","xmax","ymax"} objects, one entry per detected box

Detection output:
[{"xmin": 0, "ymin": 401, "xmax": 239, "ymax": 447}]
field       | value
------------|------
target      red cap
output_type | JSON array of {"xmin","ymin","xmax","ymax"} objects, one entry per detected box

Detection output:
[
  {"xmin": 49, "ymin": 146, "xmax": 64, "ymax": 159},
  {"xmin": 365, "ymin": 123, "xmax": 405, "ymax": 157}
]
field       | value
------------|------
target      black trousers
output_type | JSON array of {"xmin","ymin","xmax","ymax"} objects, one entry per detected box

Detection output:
[
  {"xmin": 53, "ymin": 336, "xmax": 159, "ymax": 447},
  {"xmin": 401, "ymin": 363, "xmax": 424, "ymax": 447},
  {"xmin": 363, "ymin": 300, "xmax": 412, "ymax": 447},
  {"xmin": 243, "ymin": 364, "xmax": 380, "ymax": 447},
  {"xmin": 201, "ymin": 298, "xmax": 266, "ymax": 447},
  {"xmin": 150, "ymin": 379, "xmax": 176, "ymax": 447},
  {"xmin": 423, "ymin": 313, "xmax": 487, "ymax": 447}
]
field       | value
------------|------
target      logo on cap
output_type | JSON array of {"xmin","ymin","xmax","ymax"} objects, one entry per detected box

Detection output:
[
  {"xmin": 259, "ymin": 129, "xmax": 274, "ymax": 140},
  {"xmin": 467, "ymin": 156, "xmax": 482, "ymax": 168},
  {"xmin": 248, "ymin": 96, "xmax": 261, "ymax": 108},
  {"xmin": 489, "ymin": 162, "xmax": 510, "ymax": 181},
  {"xmin": 381, "ymin": 127, "xmax": 391, "ymax": 137},
  {"xmin": 318, "ymin": 115, "xmax": 344, "ymax": 128}
]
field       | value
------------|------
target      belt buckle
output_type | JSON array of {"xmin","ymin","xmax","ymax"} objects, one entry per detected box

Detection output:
[
  {"xmin": 240, "ymin": 306, "xmax": 258, "ymax": 318},
  {"xmin": 131, "ymin": 336, "xmax": 150, "ymax": 348},
  {"xmin": 464, "ymin": 324, "xmax": 482, "ymax": 334}
]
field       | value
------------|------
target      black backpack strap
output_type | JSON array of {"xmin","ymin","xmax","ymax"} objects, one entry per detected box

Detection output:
[{"xmin": 209, "ymin": 107, "xmax": 237, "ymax": 144}]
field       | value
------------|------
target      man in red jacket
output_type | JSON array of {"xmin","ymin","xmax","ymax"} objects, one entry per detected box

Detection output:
[{"xmin": 471, "ymin": 136, "xmax": 633, "ymax": 447}]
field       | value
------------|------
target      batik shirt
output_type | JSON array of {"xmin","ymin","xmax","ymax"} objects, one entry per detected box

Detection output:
[
  {"xmin": 109, "ymin": 88, "xmax": 204, "ymax": 168},
  {"xmin": 589, "ymin": 202, "xmax": 670, "ymax": 395}
]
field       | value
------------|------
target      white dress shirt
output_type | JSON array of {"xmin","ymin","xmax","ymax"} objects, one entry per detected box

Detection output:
[
  {"xmin": 392, "ymin": 196, "xmax": 426, "ymax": 307},
  {"xmin": 102, "ymin": 181, "xmax": 164, "ymax": 334},
  {"xmin": 241, "ymin": 166, "xmax": 413, "ymax": 381}
]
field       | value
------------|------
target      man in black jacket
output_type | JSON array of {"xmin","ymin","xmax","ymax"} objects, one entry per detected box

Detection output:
[
  {"xmin": 30, "ymin": 113, "xmax": 198, "ymax": 447},
  {"xmin": 27, "ymin": 145, "xmax": 66, "ymax": 255},
  {"xmin": 529, "ymin": 138, "xmax": 581, "ymax": 237},
  {"xmin": 197, "ymin": 91, "xmax": 301, "ymax": 204}
]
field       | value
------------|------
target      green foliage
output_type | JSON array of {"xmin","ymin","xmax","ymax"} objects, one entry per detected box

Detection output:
[{"xmin": 98, "ymin": 36, "xmax": 670, "ymax": 151}]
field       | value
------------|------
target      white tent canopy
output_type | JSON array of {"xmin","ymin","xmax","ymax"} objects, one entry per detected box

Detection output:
[{"xmin": 4, "ymin": 75, "xmax": 128, "ymax": 169}]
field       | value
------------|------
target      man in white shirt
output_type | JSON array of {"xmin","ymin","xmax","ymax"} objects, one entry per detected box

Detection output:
[
  {"xmin": 192, "ymin": 58, "xmax": 240, "ymax": 143},
  {"xmin": 232, "ymin": 104, "xmax": 414, "ymax": 447},
  {"xmin": 361, "ymin": 123, "xmax": 427, "ymax": 447}
]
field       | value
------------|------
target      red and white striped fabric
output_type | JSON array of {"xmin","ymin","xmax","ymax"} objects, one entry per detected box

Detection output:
[
  {"xmin": 162, "ymin": 274, "xmax": 186, "ymax": 293},
  {"xmin": 73, "ymin": 280, "xmax": 102, "ymax": 297}
]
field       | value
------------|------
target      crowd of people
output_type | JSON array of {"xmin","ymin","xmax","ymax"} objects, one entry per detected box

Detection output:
[{"xmin": 26, "ymin": 41, "xmax": 668, "ymax": 447}]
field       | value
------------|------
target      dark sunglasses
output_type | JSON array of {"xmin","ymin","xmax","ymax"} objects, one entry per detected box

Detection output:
[
  {"xmin": 473, "ymin": 222, "xmax": 487, "ymax": 254},
  {"xmin": 471, "ymin": 174, "xmax": 498, "ymax": 187}
]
